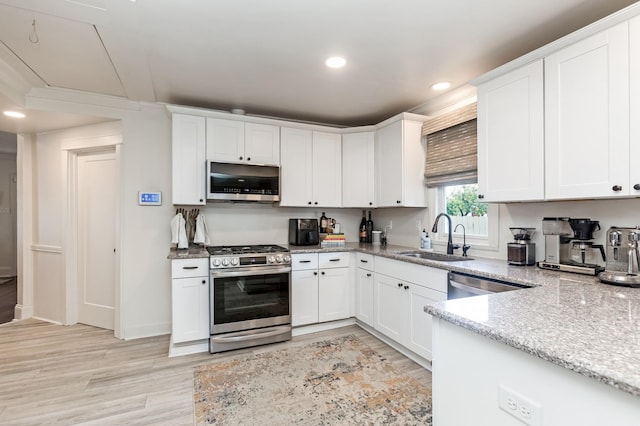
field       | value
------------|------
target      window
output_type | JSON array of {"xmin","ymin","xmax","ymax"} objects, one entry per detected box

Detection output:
[
  {"xmin": 423, "ymin": 100, "xmax": 499, "ymax": 252},
  {"xmin": 443, "ymin": 183, "xmax": 487, "ymax": 237}
]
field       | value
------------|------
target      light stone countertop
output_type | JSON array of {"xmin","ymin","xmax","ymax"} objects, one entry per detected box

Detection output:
[{"xmin": 168, "ymin": 242, "xmax": 640, "ymax": 397}]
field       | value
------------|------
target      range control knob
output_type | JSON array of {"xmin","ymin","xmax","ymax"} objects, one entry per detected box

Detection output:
[
  {"xmin": 212, "ymin": 258, "xmax": 221, "ymax": 267},
  {"xmin": 268, "ymin": 255, "xmax": 276, "ymax": 264},
  {"xmin": 283, "ymin": 255, "xmax": 291, "ymax": 264},
  {"xmin": 222, "ymin": 258, "xmax": 230, "ymax": 266},
  {"xmin": 276, "ymin": 255, "xmax": 283, "ymax": 263},
  {"xmin": 230, "ymin": 257, "xmax": 238, "ymax": 266}
]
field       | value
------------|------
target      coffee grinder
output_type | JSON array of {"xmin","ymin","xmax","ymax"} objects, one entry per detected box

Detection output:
[
  {"xmin": 538, "ymin": 217, "xmax": 605, "ymax": 275},
  {"xmin": 507, "ymin": 227, "xmax": 536, "ymax": 265}
]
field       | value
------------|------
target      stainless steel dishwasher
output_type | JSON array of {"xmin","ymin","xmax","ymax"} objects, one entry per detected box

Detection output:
[{"xmin": 447, "ymin": 271, "xmax": 530, "ymax": 300}]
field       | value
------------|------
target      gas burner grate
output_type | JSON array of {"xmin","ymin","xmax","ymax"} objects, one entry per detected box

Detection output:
[{"xmin": 206, "ymin": 244, "xmax": 289, "ymax": 255}]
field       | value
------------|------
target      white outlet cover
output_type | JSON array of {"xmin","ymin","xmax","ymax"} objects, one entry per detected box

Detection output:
[{"xmin": 499, "ymin": 384, "xmax": 542, "ymax": 426}]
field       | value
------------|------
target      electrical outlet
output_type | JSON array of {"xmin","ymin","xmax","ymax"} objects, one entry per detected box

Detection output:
[
  {"xmin": 499, "ymin": 385, "xmax": 542, "ymax": 426},
  {"xmin": 415, "ymin": 220, "xmax": 422, "ymax": 231},
  {"xmin": 386, "ymin": 221, "xmax": 392, "ymax": 230}
]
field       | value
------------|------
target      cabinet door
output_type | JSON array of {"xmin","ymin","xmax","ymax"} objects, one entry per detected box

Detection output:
[
  {"xmin": 375, "ymin": 121, "xmax": 404, "ymax": 207},
  {"xmin": 172, "ymin": 114, "xmax": 206, "ymax": 205},
  {"xmin": 318, "ymin": 267, "xmax": 350, "ymax": 322},
  {"xmin": 401, "ymin": 120, "xmax": 428, "ymax": 207},
  {"xmin": 172, "ymin": 276, "xmax": 209, "ymax": 343},
  {"xmin": 373, "ymin": 273, "xmax": 407, "ymax": 342},
  {"xmin": 630, "ymin": 16, "xmax": 640, "ymax": 195},
  {"xmin": 280, "ymin": 127, "xmax": 314, "ymax": 206},
  {"xmin": 206, "ymin": 118, "xmax": 245, "ymax": 163},
  {"xmin": 244, "ymin": 123, "xmax": 280, "ymax": 166},
  {"xmin": 312, "ymin": 131, "xmax": 342, "ymax": 207},
  {"xmin": 355, "ymin": 268, "xmax": 374, "ymax": 327},
  {"xmin": 545, "ymin": 23, "xmax": 629, "ymax": 199},
  {"xmin": 291, "ymin": 269, "xmax": 319, "ymax": 326},
  {"xmin": 406, "ymin": 284, "xmax": 446, "ymax": 361},
  {"xmin": 342, "ymin": 132, "xmax": 375, "ymax": 208},
  {"xmin": 477, "ymin": 60, "xmax": 544, "ymax": 202}
]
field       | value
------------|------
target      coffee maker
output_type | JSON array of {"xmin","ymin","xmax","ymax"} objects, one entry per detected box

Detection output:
[
  {"xmin": 538, "ymin": 217, "xmax": 606, "ymax": 275},
  {"xmin": 598, "ymin": 226, "xmax": 640, "ymax": 287},
  {"xmin": 507, "ymin": 227, "xmax": 536, "ymax": 265}
]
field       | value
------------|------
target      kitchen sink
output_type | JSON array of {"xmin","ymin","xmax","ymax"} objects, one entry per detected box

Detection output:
[{"xmin": 397, "ymin": 251, "xmax": 473, "ymax": 262}]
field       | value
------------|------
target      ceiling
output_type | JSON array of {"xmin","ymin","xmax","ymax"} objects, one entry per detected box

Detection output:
[{"xmin": 0, "ymin": 0, "xmax": 638, "ymax": 135}]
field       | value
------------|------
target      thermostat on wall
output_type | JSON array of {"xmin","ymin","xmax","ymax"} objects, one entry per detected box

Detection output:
[{"xmin": 138, "ymin": 191, "xmax": 162, "ymax": 206}]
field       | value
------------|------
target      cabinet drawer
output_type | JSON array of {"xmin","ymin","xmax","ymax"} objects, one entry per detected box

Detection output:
[
  {"xmin": 171, "ymin": 258, "xmax": 209, "ymax": 278},
  {"xmin": 375, "ymin": 256, "xmax": 447, "ymax": 292},
  {"xmin": 319, "ymin": 252, "xmax": 350, "ymax": 269},
  {"xmin": 355, "ymin": 253, "xmax": 374, "ymax": 271},
  {"xmin": 291, "ymin": 253, "xmax": 319, "ymax": 270}
]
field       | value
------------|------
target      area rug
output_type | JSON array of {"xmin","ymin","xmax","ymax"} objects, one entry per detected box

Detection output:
[{"xmin": 193, "ymin": 334, "xmax": 432, "ymax": 425}]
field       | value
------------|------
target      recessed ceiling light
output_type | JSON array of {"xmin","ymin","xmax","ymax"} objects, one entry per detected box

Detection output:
[
  {"xmin": 325, "ymin": 56, "xmax": 346, "ymax": 68},
  {"xmin": 3, "ymin": 110, "xmax": 26, "ymax": 118},
  {"xmin": 431, "ymin": 81, "xmax": 451, "ymax": 91}
]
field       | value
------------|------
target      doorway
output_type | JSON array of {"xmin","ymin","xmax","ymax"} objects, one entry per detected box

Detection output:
[{"xmin": 75, "ymin": 149, "xmax": 118, "ymax": 330}]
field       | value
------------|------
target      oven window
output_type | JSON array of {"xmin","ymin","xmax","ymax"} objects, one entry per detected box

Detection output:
[{"xmin": 213, "ymin": 272, "xmax": 289, "ymax": 325}]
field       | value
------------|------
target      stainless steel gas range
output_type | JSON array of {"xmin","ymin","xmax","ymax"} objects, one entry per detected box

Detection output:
[{"xmin": 206, "ymin": 244, "xmax": 292, "ymax": 353}]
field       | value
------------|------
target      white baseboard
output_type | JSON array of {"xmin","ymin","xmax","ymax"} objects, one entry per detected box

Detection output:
[
  {"xmin": 14, "ymin": 304, "xmax": 33, "ymax": 320},
  {"xmin": 168, "ymin": 337, "xmax": 209, "ymax": 357}
]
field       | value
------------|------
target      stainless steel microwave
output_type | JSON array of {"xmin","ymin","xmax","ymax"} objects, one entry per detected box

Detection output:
[{"xmin": 207, "ymin": 161, "xmax": 280, "ymax": 202}]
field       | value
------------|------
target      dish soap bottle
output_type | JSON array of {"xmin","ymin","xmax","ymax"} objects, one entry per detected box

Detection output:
[{"xmin": 420, "ymin": 229, "xmax": 432, "ymax": 251}]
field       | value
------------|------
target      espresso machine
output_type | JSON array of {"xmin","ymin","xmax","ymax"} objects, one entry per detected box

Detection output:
[
  {"xmin": 598, "ymin": 226, "xmax": 640, "ymax": 287},
  {"xmin": 538, "ymin": 217, "xmax": 606, "ymax": 275}
]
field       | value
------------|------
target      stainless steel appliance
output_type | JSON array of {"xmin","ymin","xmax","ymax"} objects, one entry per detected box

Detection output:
[
  {"xmin": 447, "ymin": 271, "xmax": 530, "ymax": 299},
  {"xmin": 288, "ymin": 218, "xmax": 320, "ymax": 246},
  {"xmin": 207, "ymin": 244, "xmax": 291, "ymax": 353},
  {"xmin": 207, "ymin": 162, "xmax": 280, "ymax": 202},
  {"xmin": 538, "ymin": 217, "xmax": 605, "ymax": 275},
  {"xmin": 507, "ymin": 227, "xmax": 536, "ymax": 266},
  {"xmin": 598, "ymin": 226, "xmax": 640, "ymax": 287}
]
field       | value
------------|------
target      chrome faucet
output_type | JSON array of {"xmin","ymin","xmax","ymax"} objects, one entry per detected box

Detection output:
[
  {"xmin": 454, "ymin": 224, "xmax": 471, "ymax": 257},
  {"xmin": 432, "ymin": 213, "xmax": 459, "ymax": 255}
]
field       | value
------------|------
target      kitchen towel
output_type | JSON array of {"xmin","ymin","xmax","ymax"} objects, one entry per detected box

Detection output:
[
  {"xmin": 171, "ymin": 213, "xmax": 189, "ymax": 249},
  {"xmin": 194, "ymin": 214, "xmax": 211, "ymax": 245}
]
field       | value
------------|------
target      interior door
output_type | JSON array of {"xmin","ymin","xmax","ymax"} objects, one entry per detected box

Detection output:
[{"xmin": 77, "ymin": 150, "xmax": 116, "ymax": 330}]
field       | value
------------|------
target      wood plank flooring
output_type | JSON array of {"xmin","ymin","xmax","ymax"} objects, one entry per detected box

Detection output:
[{"xmin": 0, "ymin": 319, "xmax": 432, "ymax": 425}]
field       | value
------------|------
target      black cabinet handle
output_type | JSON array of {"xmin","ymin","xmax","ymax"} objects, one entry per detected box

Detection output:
[
  {"xmin": 634, "ymin": 184, "xmax": 640, "ymax": 191},
  {"xmin": 313, "ymin": 272, "xmax": 318, "ymax": 275},
  {"xmin": 314, "ymin": 202, "xmax": 318, "ymax": 205},
  {"xmin": 329, "ymin": 258, "xmax": 340, "ymax": 262},
  {"xmin": 299, "ymin": 260, "xmax": 311, "ymax": 263},
  {"xmin": 308, "ymin": 201, "xmax": 312, "ymax": 205},
  {"xmin": 397, "ymin": 283, "xmax": 403, "ymax": 288},
  {"xmin": 321, "ymin": 271, "xmax": 325, "ymax": 275},
  {"xmin": 182, "ymin": 266, "xmax": 198, "ymax": 270},
  {"xmin": 612, "ymin": 185, "xmax": 623, "ymax": 192},
  {"xmin": 404, "ymin": 285, "xmax": 409, "ymax": 290},
  {"xmin": 369, "ymin": 202, "xmax": 373, "ymax": 205},
  {"xmin": 366, "ymin": 273, "xmax": 372, "ymax": 277},
  {"xmin": 360, "ymin": 259, "xmax": 368, "ymax": 263},
  {"xmin": 239, "ymin": 156, "xmax": 243, "ymax": 160},
  {"xmin": 396, "ymin": 200, "xmax": 401, "ymax": 204},
  {"xmin": 478, "ymin": 194, "xmax": 485, "ymax": 199},
  {"xmin": 202, "ymin": 280, "xmax": 206, "ymax": 284},
  {"xmin": 199, "ymin": 198, "xmax": 204, "ymax": 202},
  {"xmin": 247, "ymin": 157, "xmax": 251, "ymax": 161}
]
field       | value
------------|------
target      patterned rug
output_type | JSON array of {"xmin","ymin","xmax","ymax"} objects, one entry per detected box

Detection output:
[{"xmin": 193, "ymin": 334, "xmax": 432, "ymax": 425}]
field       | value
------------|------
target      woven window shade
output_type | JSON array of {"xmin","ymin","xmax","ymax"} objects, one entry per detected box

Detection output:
[{"xmin": 422, "ymin": 103, "xmax": 477, "ymax": 188}]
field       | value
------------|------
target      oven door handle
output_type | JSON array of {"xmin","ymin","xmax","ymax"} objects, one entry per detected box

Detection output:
[
  {"xmin": 210, "ymin": 326, "xmax": 291, "ymax": 343},
  {"xmin": 211, "ymin": 266, "xmax": 291, "ymax": 278}
]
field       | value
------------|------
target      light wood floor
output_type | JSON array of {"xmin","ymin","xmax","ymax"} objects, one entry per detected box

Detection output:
[{"xmin": 0, "ymin": 319, "xmax": 432, "ymax": 425}]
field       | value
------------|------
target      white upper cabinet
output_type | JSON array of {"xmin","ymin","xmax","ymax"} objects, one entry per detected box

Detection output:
[
  {"xmin": 172, "ymin": 114, "xmax": 206, "ymax": 205},
  {"xmin": 342, "ymin": 131, "xmax": 375, "ymax": 208},
  {"xmin": 280, "ymin": 127, "xmax": 342, "ymax": 207},
  {"xmin": 375, "ymin": 115, "xmax": 427, "ymax": 207},
  {"xmin": 545, "ymin": 22, "xmax": 632, "ymax": 199},
  {"xmin": 630, "ymin": 16, "xmax": 640, "ymax": 195},
  {"xmin": 477, "ymin": 59, "xmax": 544, "ymax": 202},
  {"xmin": 206, "ymin": 118, "xmax": 280, "ymax": 166}
]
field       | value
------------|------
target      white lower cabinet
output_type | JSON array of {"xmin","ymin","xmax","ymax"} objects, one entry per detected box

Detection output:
[
  {"xmin": 373, "ymin": 256, "xmax": 447, "ymax": 361},
  {"xmin": 291, "ymin": 252, "xmax": 350, "ymax": 327},
  {"xmin": 355, "ymin": 253, "xmax": 375, "ymax": 327},
  {"xmin": 171, "ymin": 258, "xmax": 210, "ymax": 343}
]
